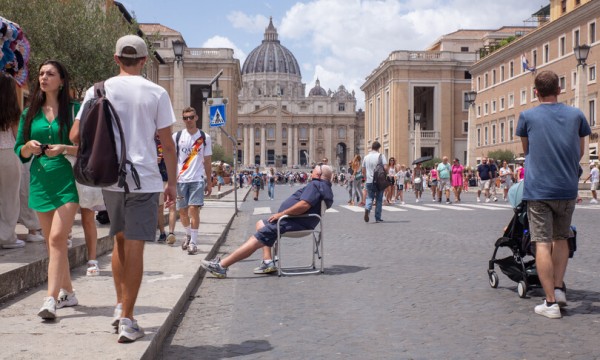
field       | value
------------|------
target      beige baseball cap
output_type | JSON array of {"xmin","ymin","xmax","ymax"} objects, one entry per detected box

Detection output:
[{"xmin": 115, "ymin": 35, "xmax": 148, "ymax": 58}]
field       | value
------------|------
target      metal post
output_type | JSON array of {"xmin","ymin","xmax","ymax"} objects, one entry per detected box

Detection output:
[
  {"xmin": 219, "ymin": 127, "xmax": 238, "ymax": 215},
  {"xmin": 576, "ymin": 63, "xmax": 590, "ymax": 179}
]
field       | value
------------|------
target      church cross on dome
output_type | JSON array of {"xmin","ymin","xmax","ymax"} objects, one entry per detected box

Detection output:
[{"xmin": 263, "ymin": 16, "xmax": 280, "ymax": 43}]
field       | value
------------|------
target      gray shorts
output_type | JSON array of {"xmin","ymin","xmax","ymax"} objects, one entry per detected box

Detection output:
[
  {"xmin": 527, "ymin": 199, "xmax": 575, "ymax": 243},
  {"xmin": 102, "ymin": 191, "xmax": 159, "ymax": 241},
  {"xmin": 438, "ymin": 178, "xmax": 451, "ymax": 191}
]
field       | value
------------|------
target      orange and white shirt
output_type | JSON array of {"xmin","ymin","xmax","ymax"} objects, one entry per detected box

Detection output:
[{"xmin": 173, "ymin": 129, "xmax": 212, "ymax": 183}]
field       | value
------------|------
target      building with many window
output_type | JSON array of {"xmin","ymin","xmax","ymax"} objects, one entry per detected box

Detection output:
[
  {"xmin": 362, "ymin": 26, "xmax": 533, "ymax": 165},
  {"xmin": 237, "ymin": 18, "xmax": 363, "ymax": 169},
  {"xmin": 469, "ymin": 0, "xmax": 599, "ymax": 165}
]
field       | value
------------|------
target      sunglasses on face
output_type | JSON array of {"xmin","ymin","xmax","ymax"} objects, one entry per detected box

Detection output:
[{"xmin": 183, "ymin": 115, "xmax": 195, "ymax": 121}]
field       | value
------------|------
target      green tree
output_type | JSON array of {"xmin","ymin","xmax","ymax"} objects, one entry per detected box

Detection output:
[
  {"xmin": 0, "ymin": 0, "xmax": 140, "ymax": 98},
  {"xmin": 421, "ymin": 157, "xmax": 442, "ymax": 169},
  {"xmin": 211, "ymin": 143, "xmax": 234, "ymax": 165},
  {"xmin": 488, "ymin": 149, "xmax": 515, "ymax": 164}
]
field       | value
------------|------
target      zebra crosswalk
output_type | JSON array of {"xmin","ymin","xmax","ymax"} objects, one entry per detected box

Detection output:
[{"xmin": 251, "ymin": 202, "xmax": 600, "ymax": 216}]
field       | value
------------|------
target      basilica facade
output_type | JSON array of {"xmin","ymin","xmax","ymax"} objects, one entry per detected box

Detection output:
[{"xmin": 237, "ymin": 18, "xmax": 363, "ymax": 169}]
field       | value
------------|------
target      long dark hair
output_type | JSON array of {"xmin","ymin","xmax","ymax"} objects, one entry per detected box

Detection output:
[
  {"xmin": 0, "ymin": 73, "xmax": 21, "ymax": 131},
  {"xmin": 23, "ymin": 60, "xmax": 72, "ymax": 143}
]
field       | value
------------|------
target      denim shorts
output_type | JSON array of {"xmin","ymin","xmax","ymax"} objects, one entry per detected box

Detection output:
[
  {"xmin": 176, "ymin": 180, "xmax": 205, "ymax": 210},
  {"xmin": 528, "ymin": 199, "xmax": 575, "ymax": 243}
]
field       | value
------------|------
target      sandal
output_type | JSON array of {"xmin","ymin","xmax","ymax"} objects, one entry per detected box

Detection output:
[{"xmin": 86, "ymin": 260, "xmax": 100, "ymax": 276}]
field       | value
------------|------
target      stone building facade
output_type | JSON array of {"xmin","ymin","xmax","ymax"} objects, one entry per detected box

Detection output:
[
  {"xmin": 469, "ymin": 0, "xmax": 599, "ymax": 165},
  {"xmin": 237, "ymin": 18, "xmax": 363, "ymax": 169},
  {"xmin": 362, "ymin": 27, "xmax": 534, "ymax": 166}
]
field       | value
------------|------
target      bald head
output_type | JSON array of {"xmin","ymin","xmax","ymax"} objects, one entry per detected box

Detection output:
[{"xmin": 313, "ymin": 164, "xmax": 333, "ymax": 182}]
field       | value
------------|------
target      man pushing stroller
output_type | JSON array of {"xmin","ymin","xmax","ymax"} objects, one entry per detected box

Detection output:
[{"xmin": 515, "ymin": 70, "xmax": 591, "ymax": 319}]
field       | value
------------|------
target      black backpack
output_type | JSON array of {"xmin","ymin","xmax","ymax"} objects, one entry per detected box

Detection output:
[
  {"xmin": 373, "ymin": 154, "xmax": 388, "ymax": 191},
  {"xmin": 73, "ymin": 81, "xmax": 140, "ymax": 192}
]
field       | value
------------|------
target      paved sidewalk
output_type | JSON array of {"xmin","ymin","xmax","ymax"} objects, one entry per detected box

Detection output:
[{"xmin": 0, "ymin": 185, "xmax": 249, "ymax": 360}]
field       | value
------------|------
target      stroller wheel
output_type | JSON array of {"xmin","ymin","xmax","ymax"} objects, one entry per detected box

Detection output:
[
  {"xmin": 517, "ymin": 281, "xmax": 528, "ymax": 298},
  {"xmin": 489, "ymin": 271, "xmax": 499, "ymax": 288}
]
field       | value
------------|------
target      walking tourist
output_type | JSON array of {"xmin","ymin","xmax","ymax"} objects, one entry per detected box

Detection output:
[
  {"xmin": 362, "ymin": 141, "xmax": 386, "ymax": 222},
  {"xmin": 451, "ymin": 158, "xmax": 464, "ymax": 203},
  {"xmin": 583, "ymin": 162, "xmax": 599, "ymax": 204},
  {"xmin": 499, "ymin": 160, "xmax": 513, "ymax": 201},
  {"xmin": 437, "ymin": 156, "xmax": 452, "ymax": 204},
  {"xmin": 476, "ymin": 157, "xmax": 492, "ymax": 202}
]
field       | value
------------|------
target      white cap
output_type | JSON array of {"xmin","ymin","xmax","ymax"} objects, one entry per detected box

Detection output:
[{"xmin": 115, "ymin": 35, "xmax": 148, "ymax": 58}]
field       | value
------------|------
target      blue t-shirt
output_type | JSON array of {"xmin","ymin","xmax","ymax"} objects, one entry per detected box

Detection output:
[
  {"xmin": 437, "ymin": 162, "xmax": 451, "ymax": 179},
  {"xmin": 515, "ymin": 103, "xmax": 591, "ymax": 200},
  {"xmin": 477, "ymin": 163, "xmax": 491, "ymax": 180},
  {"xmin": 278, "ymin": 179, "xmax": 334, "ymax": 227}
]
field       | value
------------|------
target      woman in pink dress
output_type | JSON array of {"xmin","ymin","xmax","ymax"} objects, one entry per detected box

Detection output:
[{"xmin": 451, "ymin": 158, "xmax": 464, "ymax": 202}]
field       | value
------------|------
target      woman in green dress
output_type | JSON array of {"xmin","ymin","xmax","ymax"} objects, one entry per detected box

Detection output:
[{"xmin": 14, "ymin": 60, "xmax": 80, "ymax": 320}]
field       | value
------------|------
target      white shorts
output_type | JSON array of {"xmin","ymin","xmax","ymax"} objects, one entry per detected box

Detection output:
[
  {"xmin": 479, "ymin": 179, "xmax": 491, "ymax": 190},
  {"xmin": 592, "ymin": 181, "xmax": 599, "ymax": 191}
]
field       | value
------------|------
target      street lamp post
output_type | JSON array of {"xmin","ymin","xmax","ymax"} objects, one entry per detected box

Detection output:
[
  {"xmin": 172, "ymin": 40, "xmax": 185, "ymax": 119},
  {"xmin": 465, "ymin": 90, "xmax": 477, "ymax": 166},
  {"xmin": 414, "ymin": 113, "xmax": 422, "ymax": 162},
  {"xmin": 574, "ymin": 44, "xmax": 591, "ymax": 178}
]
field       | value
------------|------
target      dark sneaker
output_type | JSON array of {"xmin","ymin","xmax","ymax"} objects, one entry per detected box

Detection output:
[
  {"xmin": 201, "ymin": 258, "xmax": 228, "ymax": 278},
  {"xmin": 37, "ymin": 296, "xmax": 56, "ymax": 320},
  {"xmin": 253, "ymin": 260, "xmax": 277, "ymax": 274},
  {"xmin": 166, "ymin": 233, "xmax": 176, "ymax": 245},
  {"xmin": 118, "ymin": 318, "xmax": 145, "ymax": 343},
  {"xmin": 181, "ymin": 235, "xmax": 191, "ymax": 250},
  {"xmin": 375, "ymin": 219, "xmax": 384, "ymax": 223},
  {"xmin": 187, "ymin": 243, "xmax": 198, "ymax": 255},
  {"xmin": 364, "ymin": 209, "xmax": 370, "ymax": 222},
  {"xmin": 157, "ymin": 233, "xmax": 166, "ymax": 243}
]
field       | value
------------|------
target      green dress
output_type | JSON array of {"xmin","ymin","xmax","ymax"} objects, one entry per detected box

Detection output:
[{"xmin": 14, "ymin": 102, "xmax": 80, "ymax": 212}]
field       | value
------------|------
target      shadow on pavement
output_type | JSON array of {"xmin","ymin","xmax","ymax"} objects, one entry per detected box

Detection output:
[
  {"xmin": 323, "ymin": 264, "xmax": 369, "ymax": 276},
  {"xmin": 163, "ymin": 339, "xmax": 272, "ymax": 359}
]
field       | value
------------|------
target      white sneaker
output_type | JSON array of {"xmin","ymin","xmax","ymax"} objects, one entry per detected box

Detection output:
[
  {"xmin": 493, "ymin": 197, "xmax": 498, "ymax": 202},
  {"xmin": 476, "ymin": 197, "xmax": 481, "ymax": 203},
  {"xmin": 56, "ymin": 289, "xmax": 78, "ymax": 309},
  {"xmin": 485, "ymin": 198, "xmax": 491, "ymax": 203},
  {"xmin": 26, "ymin": 231, "xmax": 45, "ymax": 242},
  {"xmin": 38, "ymin": 297, "xmax": 56, "ymax": 320},
  {"xmin": 591, "ymin": 199, "xmax": 598, "ymax": 204},
  {"xmin": 118, "ymin": 318, "xmax": 145, "ymax": 343},
  {"xmin": 401, "ymin": 201, "xmax": 405, "ymax": 205},
  {"xmin": 112, "ymin": 303, "xmax": 122, "ymax": 327},
  {"xmin": 534, "ymin": 300, "xmax": 561, "ymax": 319},
  {"xmin": 554, "ymin": 288, "xmax": 568, "ymax": 307},
  {"xmin": 416, "ymin": 199, "xmax": 419, "ymax": 203},
  {"xmin": 1, "ymin": 239, "xmax": 25, "ymax": 249}
]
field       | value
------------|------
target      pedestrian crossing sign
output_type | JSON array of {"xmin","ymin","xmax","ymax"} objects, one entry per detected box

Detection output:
[{"xmin": 209, "ymin": 104, "xmax": 226, "ymax": 127}]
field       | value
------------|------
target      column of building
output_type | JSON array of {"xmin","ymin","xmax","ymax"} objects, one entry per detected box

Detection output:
[
  {"xmin": 260, "ymin": 125, "xmax": 266, "ymax": 167},
  {"xmin": 292, "ymin": 125, "xmax": 298, "ymax": 165},
  {"xmin": 325, "ymin": 125, "xmax": 333, "ymax": 162},
  {"xmin": 309, "ymin": 126, "xmax": 315, "ymax": 166},
  {"xmin": 249, "ymin": 126, "xmax": 255, "ymax": 166},
  {"xmin": 243, "ymin": 125, "xmax": 250, "ymax": 166},
  {"xmin": 287, "ymin": 124, "xmax": 293, "ymax": 168}
]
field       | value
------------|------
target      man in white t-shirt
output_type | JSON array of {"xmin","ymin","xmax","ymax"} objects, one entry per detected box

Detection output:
[
  {"xmin": 361, "ymin": 141, "xmax": 387, "ymax": 223},
  {"xmin": 584, "ymin": 162, "xmax": 599, "ymax": 204},
  {"xmin": 173, "ymin": 106, "xmax": 213, "ymax": 254},
  {"xmin": 71, "ymin": 35, "xmax": 177, "ymax": 343}
]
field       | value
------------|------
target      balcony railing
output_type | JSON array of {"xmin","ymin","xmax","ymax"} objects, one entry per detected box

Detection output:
[{"xmin": 410, "ymin": 130, "xmax": 440, "ymax": 140}]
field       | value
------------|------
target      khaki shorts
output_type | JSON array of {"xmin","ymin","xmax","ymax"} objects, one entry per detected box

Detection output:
[
  {"xmin": 527, "ymin": 200, "xmax": 575, "ymax": 243},
  {"xmin": 479, "ymin": 179, "xmax": 491, "ymax": 190},
  {"xmin": 591, "ymin": 181, "xmax": 599, "ymax": 191}
]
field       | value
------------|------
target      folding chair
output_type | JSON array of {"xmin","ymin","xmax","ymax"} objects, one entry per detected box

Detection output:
[{"xmin": 273, "ymin": 200, "xmax": 326, "ymax": 276}]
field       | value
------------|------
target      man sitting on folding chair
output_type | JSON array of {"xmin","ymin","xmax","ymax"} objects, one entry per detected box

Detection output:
[{"xmin": 201, "ymin": 164, "xmax": 334, "ymax": 278}]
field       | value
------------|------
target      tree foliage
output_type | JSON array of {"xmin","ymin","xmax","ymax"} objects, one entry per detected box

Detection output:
[
  {"xmin": 421, "ymin": 157, "xmax": 442, "ymax": 170},
  {"xmin": 487, "ymin": 149, "xmax": 516, "ymax": 164},
  {"xmin": 211, "ymin": 143, "xmax": 234, "ymax": 165},
  {"xmin": 0, "ymin": 0, "xmax": 139, "ymax": 98}
]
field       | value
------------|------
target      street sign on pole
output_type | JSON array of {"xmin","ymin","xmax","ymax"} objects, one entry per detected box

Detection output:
[{"xmin": 209, "ymin": 103, "xmax": 226, "ymax": 127}]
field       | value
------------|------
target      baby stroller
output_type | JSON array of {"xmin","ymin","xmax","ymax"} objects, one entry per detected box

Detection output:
[{"xmin": 487, "ymin": 181, "xmax": 577, "ymax": 298}]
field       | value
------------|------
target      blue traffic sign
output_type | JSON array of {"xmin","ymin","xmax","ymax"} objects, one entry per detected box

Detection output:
[{"xmin": 209, "ymin": 104, "xmax": 226, "ymax": 127}]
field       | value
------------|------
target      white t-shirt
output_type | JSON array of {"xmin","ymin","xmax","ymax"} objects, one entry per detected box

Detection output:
[
  {"xmin": 362, "ymin": 151, "xmax": 386, "ymax": 184},
  {"xmin": 591, "ymin": 167, "xmax": 599, "ymax": 183},
  {"xmin": 77, "ymin": 76, "xmax": 176, "ymax": 193},
  {"xmin": 173, "ymin": 129, "xmax": 212, "ymax": 183}
]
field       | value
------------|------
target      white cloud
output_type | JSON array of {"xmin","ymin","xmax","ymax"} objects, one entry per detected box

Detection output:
[
  {"xmin": 227, "ymin": 11, "xmax": 270, "ymax": 34},
  {"xmin": 202, "ymin": 36, "xmax": 247, "ymax": 63},
  {"xmin": 276, "ymin": 0, "xmax": 547, "ymax": 108}
]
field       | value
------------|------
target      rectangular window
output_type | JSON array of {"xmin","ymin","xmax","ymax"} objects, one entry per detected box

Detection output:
[
  {"xmin": 508, "ymin": 93, "xmax": 515, "ymax": 108},
  {"xmin": 500, "ymin": 65, "xmax": 505, "ymax": 81},
  {"xmin": 589, "ymin": 65, "xmax": 596, "ymax": 82},
  {"xmin": 267, "ymin": 126, "xmax": 275, "ymax": 140},
  {"xmin": 559, "ymin": 76, "xmax": 566, "ymax": 92},
  {"xmin": 543, "ymin": 43, "xmax": 550, "ymax": 63},
  {"xmin": 500, "ymin": 122, "xmax": 505, "ymax": 143},
  {"xmin": 282, "ymin": 127, "xmax": 287, "ymax": 139},
  {"xmin": 461, "ymin": 46, "xmax": 469, "ymax": 52},
  {"xmin": 267, "ymin": 149, "xmax": 275, "ymax": 165},
  {"xmin": 574, "ymin": 29, "xmax": 580, "ymax": 47},
  {"xmin": 500, "ymin": 97, "xmax": 505, "ymax": 111},
  {"xmin": 463, "ymin": 120, "xmax": 469, "ymax": 134},
  {"xmin": 255, "ymin": 128, "xmax": 260, "ymax": 138},
  {"xmin": 463, "ymin": 92, "xmax": 470, "ymax": 111},
  {"xmin": 299, "ymin": 127, "xmax": 308, "ymax": 140},
  {"xmin": 590, "ymin": 99, "xmax": 597, "ymax": 127},
  {"xmin": 559, "ymin": 36, "xmax": 566, "ymax": 57},
  {"xmin": 338, "ymin": 103, "xmax": 345, "ymax": 111},
  {"xmin": 531, "ymin": 86, "xmax": 538, "ymax": 101},
  {"xmin": 477, "ymin": 105, "xmax": 481, "ymax": 117},
  {"xmin": 484, "ymin": 73, "xmax": 489, "ymax": 88},
  {"xmin": 532, "ymin": 49, "xmax": 537, "ymax": 67},
  {"xmin": 590, "ymin": 22, "xmax": 596, "ymax": 44},
  {"xmin": 484, "ymin": 126, "xmax": 489, "ymax": 145},
  {"xmin": 237, "ymin": 127, "xmax": 242, "ymax": 139},
  {"xmin": 492, "ymin": 100, "xmax": 497, "ymax": 113},
  {"xmin": 477, "ymin": 128, "xmax": 481, "ymax": 147},
  {"xmin": 255, "ymin": 105, "xmax": 260, "ymax": 111},
  {"xmin": 492, "ymin": 124, "xmax": 497, "ymax": 144},
  {"xmin": 520, "ymin": 88, "xmax": 527, "ymax": 105},
  {"xmin": 492, "ymin": 69, "xmax": 496, "ymax": 85},
  {"xmin": 477, "ymin": 76, "xmax": 481, "ymax": 91},
  {"xmin": 573, "ymin": 71, "xmax": 578, "ymax": 90},
  {"xmin": 484, "ymin": 102, "xmax": 489, "ymax": 115},
  {"xmin": 385, "ymin": 91, "xmax": 390, "ymax": 133},
  {"xmin": 338, "ymin": 127, "xmax": 347, "ymax": 139},
  {"xmin": 376, "ymin": 96, "xmax": 381, "ymax": 137},
  {"xmin": 318, "ymin": 105, "xmax": 324, "ymax": 113},
  {"xmin": 509, "ymin": 61, "xmax": 514, "ymax": 77},
  {"xmin": 282, "ymin": 105, "xmax": 287, "ymax": 111},
  {"xmin": 300, "ymin": 105, "xmax": 307, "ymax": 111},
  {"xmin": 509, "ymin": 117, "xmax": 515, "ymax": 141}
]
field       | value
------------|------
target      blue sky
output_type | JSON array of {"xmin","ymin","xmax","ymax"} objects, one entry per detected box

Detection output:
[{"xmin": 122, "ymin": 0, "xmax": 550, "ymax": 108}]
